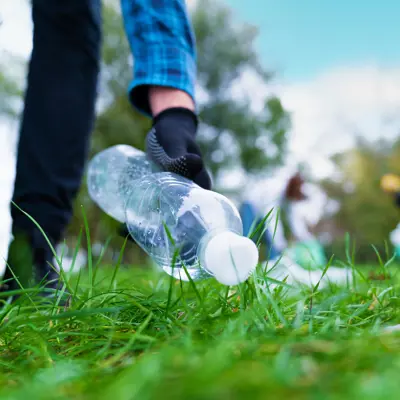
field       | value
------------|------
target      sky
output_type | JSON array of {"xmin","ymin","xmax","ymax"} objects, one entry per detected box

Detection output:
[{"xmin": 227, "ymin": 0, "xmax": 400, "ymax": 81}]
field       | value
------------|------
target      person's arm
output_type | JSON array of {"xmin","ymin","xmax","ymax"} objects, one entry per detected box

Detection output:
[
  {"xmin": 149, "ymin": 86, "xmax": 194, "ymax": 116},
  {"xmin": 120, "ymin": 0, "xmax": 196, "ymax": 117},
  {"xmin": 120, "ymin": 0, "xmax": 211, "ymax": 190}
]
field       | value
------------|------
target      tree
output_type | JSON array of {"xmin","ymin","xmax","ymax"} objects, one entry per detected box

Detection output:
[
  {"xmin": 193, "ymin": 0, "xmax": 289, "ymax": 178},
  {"xmin": 317, "ymin": 137, "xmax": 400, "ymax": 262},
  {"xmin": 0, "ymin": 55, "xmax": 21, "ymax": 119}
]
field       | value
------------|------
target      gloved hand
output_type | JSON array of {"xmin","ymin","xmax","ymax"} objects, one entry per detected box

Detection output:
[
  {"xmin": 119, "ymin": 107, "xmax": 211, "ymax": 243},
  {"xmin": 146, "ymin": 107, "xmax": 212, "ymax": 190}
]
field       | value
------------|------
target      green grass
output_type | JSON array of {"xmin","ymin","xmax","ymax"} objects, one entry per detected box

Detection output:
[{"xmin": 1, "ymin": 254, "xmax": 400, "ymax": 400}]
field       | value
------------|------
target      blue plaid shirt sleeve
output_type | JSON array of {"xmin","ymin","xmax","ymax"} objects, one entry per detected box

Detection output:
[{"xmin": 120, "ymin": 0, "xmax": 197, "ymax": 116}]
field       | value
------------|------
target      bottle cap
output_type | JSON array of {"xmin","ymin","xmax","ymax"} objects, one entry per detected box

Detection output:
[{"xmin": 202, "ymin": 231, "xmax": 259, "ymax": 285}]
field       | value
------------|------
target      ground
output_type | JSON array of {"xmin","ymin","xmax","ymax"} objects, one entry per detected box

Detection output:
[{"xmin": 0, "ymin": 253, "xmax": 400, "ymax": 400}]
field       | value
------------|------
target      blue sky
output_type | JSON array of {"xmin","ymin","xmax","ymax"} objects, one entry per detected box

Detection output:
[{"xmin": 226, "ymin": 0, "xmax": 400, "ymax": 81}]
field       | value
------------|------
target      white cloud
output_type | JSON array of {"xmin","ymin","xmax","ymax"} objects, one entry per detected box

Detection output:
[
  {"xmin": 280, "ymin": 65, "xmax": 400, "ymax": 178},
  {"xmin": 233, "ymin": 65, "xmax": 400, "ymax": 179}
]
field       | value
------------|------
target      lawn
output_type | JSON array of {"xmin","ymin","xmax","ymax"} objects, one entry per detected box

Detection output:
[{"xmin": 0, "ymin": 255, "xmax": 400, "ymax": 400}]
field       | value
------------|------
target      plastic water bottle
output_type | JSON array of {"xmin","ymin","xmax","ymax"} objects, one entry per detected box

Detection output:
[{"xmin": 87, "ymin": 145, "xmax": 259, "ymax": 285}]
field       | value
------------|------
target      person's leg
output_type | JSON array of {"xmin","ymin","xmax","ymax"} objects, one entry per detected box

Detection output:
[{"xmin": 5, "ymin": 0, "xmax": 102, "ymax": 291}]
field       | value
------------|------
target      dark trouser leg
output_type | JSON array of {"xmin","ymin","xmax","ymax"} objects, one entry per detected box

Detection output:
[{"xmin": 6, "ymin": 0, "xmax": 102, "ymax": 288}]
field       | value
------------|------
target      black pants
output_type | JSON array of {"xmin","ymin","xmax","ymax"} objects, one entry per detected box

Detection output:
[{"xmin": 12, "ymin": 0, "xmax": 102, "ymax": 243}]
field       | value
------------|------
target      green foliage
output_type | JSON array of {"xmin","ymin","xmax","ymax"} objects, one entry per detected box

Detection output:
[
  {"xmin": 0, "ymin": 66, "xmax": 20, "ymax": 118},
  {"xmin": 193, "ymin": 0, "xmax": 289, "ymax": 177},
  {"xmin": 318, "ymin": 137, "xmax": 400, "ymax": 262}
]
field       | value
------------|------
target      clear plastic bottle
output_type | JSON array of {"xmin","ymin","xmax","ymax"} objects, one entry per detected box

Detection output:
[{"xmin": 87, "ymin": 145, "xmax": 258, "ymax": 285}]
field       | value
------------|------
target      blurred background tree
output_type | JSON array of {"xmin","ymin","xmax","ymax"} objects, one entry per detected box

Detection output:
[
  {"xmin": 0, "ymin": 70, "xmax": 19, "ymax": 118},
  {"xmin": 0, "ymin": 54, "xmax": 21, "ymax": 119},
  {"xmin": 315, "ymin": 136, "xmax": 400, "ymax": 263}
]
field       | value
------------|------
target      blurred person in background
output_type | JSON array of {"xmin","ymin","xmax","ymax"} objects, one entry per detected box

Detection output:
[
  {"xmin": 241, "ymin": 171, "xmax": 349, "ymax": 286},
  {"xmin": 240, "ymin": 172, "xmax": 313, "ymax": 261},
  {"xmin": 1, "ymin": 0, "xmax": 211, "ymax": 295}
]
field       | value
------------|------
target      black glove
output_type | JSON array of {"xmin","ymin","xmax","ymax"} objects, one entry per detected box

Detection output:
[
  {"xmin": 146, "ymin": 107, "xmax": 212, "ymax": 190},
  {"xmin": 119, "ymin": 108, "xmax": 211, "ymax": 243}
]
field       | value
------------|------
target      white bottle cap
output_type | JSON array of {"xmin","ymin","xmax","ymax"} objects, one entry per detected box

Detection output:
[{"xmin": 202, "ymin": 231, "xmax": 259, "ymax": 285}]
